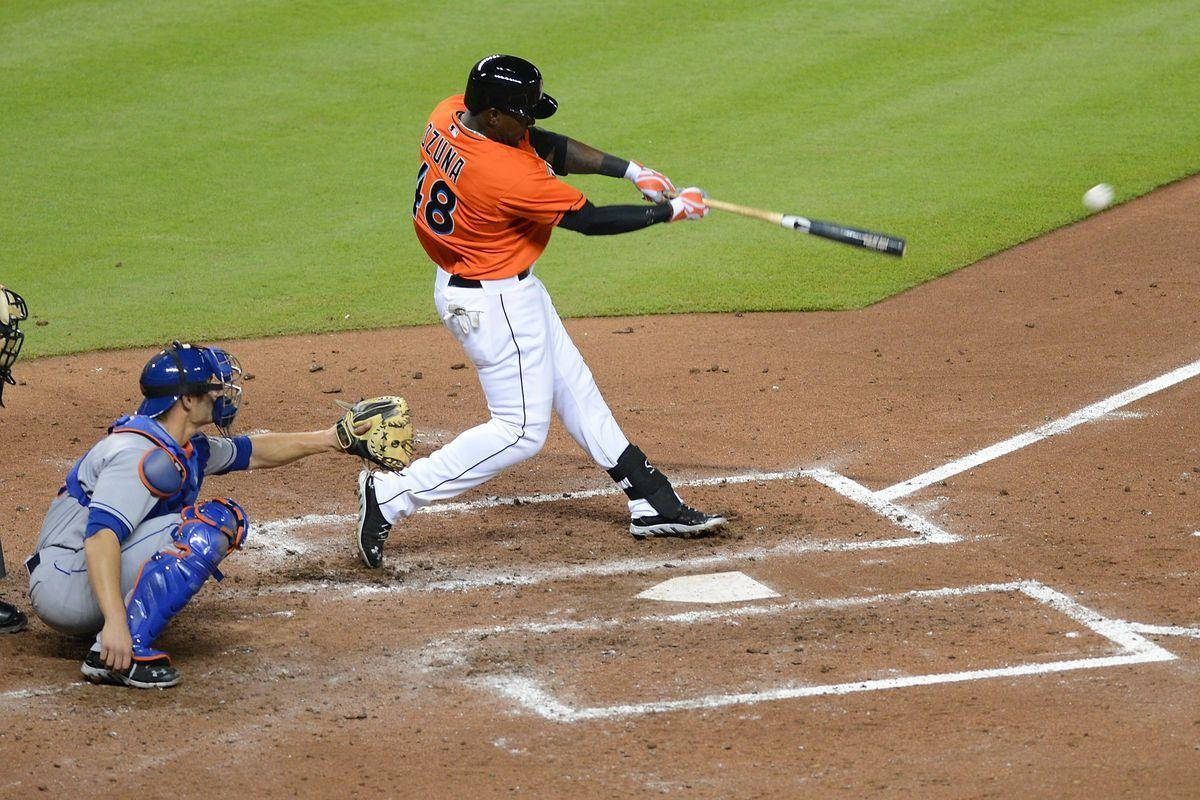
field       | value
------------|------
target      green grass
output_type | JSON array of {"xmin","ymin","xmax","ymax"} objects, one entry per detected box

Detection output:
[{"xmin": 2, "ymin": 0, "xmax": 1198, "ymax": 356}]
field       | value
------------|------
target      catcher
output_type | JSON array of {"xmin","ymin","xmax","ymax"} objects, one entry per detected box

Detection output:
[
  {"xmin": 25, "ymin": 340, "xmax": 407, "ymax": 688},
  {"xmin": 1, "ymin": 285, "xmax": 29, "ymax": 633}
]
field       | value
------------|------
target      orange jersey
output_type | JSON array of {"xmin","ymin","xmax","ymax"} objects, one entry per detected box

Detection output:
[{"xmin": 411, "ymin": 95, "xmax": 587, "ymax": 280}]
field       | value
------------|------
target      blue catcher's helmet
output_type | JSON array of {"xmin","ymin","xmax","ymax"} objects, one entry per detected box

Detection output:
[{"xmin": 138, "ymin": 341, "xmax": 243, "ymax": 434}]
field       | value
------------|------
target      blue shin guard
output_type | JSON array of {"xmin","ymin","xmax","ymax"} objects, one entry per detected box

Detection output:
[{"xmin": 125, "ymin": 498, "xmax": 249, "ymax": 663}]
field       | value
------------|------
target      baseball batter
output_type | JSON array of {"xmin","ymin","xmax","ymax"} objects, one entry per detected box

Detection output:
[
  {"xmin": 26, "ymin": 341, "xmax": 362, "ymax": 688},
  {"xmin": 1, "ymin": 284, "xmax": 29, "ymax": 633},
  {"xmin": 355, "ymin": 54, "xmax": 725, "ymax": 567}
]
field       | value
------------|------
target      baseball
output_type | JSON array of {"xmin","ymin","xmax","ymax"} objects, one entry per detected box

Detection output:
[{"xmin": 1083, "ymin": 183, "xmax": 1114, "ymax": 212}]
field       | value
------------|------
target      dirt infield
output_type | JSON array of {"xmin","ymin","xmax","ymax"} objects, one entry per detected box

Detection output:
[{"xmin": 2, "ymin": 176, "xmax": 1199, "ymax": 798}]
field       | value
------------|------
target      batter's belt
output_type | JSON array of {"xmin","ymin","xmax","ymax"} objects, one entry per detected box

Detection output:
[{"xmin": 448, "ymin": 268, "xmax": 530, "ymax": 289}]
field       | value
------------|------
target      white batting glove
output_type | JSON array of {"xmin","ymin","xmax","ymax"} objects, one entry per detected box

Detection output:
[
  {"xmin": 668, "ymin": 187, "xmax": 709, "ymax": 222},
  {"xmin": 625, "ymin": 161, "xmax": 677, "ymax": 203},
  {"xmin": 444, "ymin": 304, "xmax": 481, "ymax": 335}
]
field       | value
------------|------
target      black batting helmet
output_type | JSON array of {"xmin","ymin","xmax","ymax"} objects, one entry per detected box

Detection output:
[{"xmin": 463, "ymin": 54, "xmax": 557, "ymax": 120}]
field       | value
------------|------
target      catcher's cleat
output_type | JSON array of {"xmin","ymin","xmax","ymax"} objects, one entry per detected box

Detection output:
[
  {"xmin": 357, "ymin": 470, "xmax": 392, "ymax": 568},
  {"xmin": 81, "ymin": 650, "xmax": 180, "ymax": 689},
  {"xmin": 0, "ymin": 599, "xmax": 27, "ymax": 634},
  {"xmin": 630, "ymin": 506, "xmax": 727, "ymax": 540}
]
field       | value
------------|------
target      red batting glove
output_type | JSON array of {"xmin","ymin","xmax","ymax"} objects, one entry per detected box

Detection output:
[
  {"xmin": 625, "ymin": 161, "xmax": 677, "ymax": 203},
  {"xmin": 668, "ymin": 187, "xmax": 709, "ymax": 222}
]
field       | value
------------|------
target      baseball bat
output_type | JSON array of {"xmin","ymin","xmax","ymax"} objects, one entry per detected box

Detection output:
[{"xmin": 697, "ymin": 196, "xmax": 907, "ymax": 257}]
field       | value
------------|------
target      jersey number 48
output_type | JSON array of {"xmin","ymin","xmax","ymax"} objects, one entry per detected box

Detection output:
[{"xmin": 413, "ymin": 163, "xmax": 457, "ymax": 235}]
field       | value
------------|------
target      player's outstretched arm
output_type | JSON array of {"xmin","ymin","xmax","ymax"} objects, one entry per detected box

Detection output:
[
  {"xmin": 528, "ymin": 128, "xmax": 675, "ymax": 203},
  {"xmin": 558, "ymin": 189, "xmax": 709, "ymax": 236},
  {"xmin": 558, "ymin": 201, "xmax": 670, "ymax": 235},
  {"xmin": 247, "ymin": 427, "xmax": 352, "ymax": 470},
  {"xmin": 246, "ymin": 400, "xmax": 404, "ymax": 471}
]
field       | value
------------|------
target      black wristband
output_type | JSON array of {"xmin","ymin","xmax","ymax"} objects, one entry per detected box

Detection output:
[{"xmin": 598, "ymin": 154, "xmax": 629, "ymax": 179}]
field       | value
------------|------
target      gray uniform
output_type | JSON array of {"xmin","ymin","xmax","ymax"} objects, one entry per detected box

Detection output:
[{"xmin": 28, "ymin": 429, "xmax": 247, "ymax": 636}]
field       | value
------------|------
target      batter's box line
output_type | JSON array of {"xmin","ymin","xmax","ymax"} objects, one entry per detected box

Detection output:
[
  {"xmin": 476, "ymin": 580, "xmax": 1176, "ymax": 722},
  {"xmin": 235, "ymin": 469, "xmax": 956, "ymax": 599},
  {"xmin": 246, "ymin": 467, "xmax": 958, "ymax": 586},
  {"xmin": 251, "ymin": 467, "xmax": 950, "ymax": 532},
  {"xmin": 874, "ymin": 356, "xmax": 1200, "ymax": 502}
]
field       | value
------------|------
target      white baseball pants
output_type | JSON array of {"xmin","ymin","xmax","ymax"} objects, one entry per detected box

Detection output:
[{"xmin": 374, "ymin": 267, "xmax": 654, "ymax": 522}]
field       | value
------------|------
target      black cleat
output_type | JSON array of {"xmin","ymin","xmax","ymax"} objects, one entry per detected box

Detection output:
[
  {"xmin": 0, "ymin": 599, "xmax": 27, "ymax": 634},
  {"xmin": 630, "ymin": 506, "xmax": 728, "ymax": 540},
  {"xmin": 357, "ymin": 469, "xmax": 392, "ymax": 568},
  {"xmin": 81, "ymin": 650, "xmax": 180, "ymax": 689}
]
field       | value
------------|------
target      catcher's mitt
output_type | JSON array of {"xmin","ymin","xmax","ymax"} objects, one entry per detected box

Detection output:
[{"xmin": 334, "ymin": 396, "xmax": 414, "ymax": 471}]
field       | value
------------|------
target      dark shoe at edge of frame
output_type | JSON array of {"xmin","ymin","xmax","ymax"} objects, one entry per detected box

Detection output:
[
  {"xmin": 0, "ymin": 599, "xmax": 27, "ymax": 634},
  {"xmin": 357, "ymin": 469, "xmax": 392, "ymax": 568}
]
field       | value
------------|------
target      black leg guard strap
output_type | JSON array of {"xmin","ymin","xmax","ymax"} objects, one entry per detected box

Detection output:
[{"xmin": 606, "ymin": 445, "xmax": 684, "ymax": 518}]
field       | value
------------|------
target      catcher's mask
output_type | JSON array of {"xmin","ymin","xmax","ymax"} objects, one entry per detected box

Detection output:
[
  {"xmin": 0, "ymin": 286, "xmax": 28, "ymax": 407},
  {"xmin": 138, "ymin": 341, "xmax": 243, "ymax": 434}
]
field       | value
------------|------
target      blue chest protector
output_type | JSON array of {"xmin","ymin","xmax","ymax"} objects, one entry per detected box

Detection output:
[{"xmin": 62, "ymin": 414, "xmax": 212, "ymax": 518}]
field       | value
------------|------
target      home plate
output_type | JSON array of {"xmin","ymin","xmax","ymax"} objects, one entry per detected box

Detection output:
[{"xmin": 636, "ymin": 571, "xmax": 780, "ymax": 604}]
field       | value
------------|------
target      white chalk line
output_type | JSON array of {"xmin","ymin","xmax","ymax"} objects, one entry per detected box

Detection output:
[
  {"xmin": 439, "ymin": 582, "xmax": 1020, "ymax": 641},
  {"xmin": 251, "ymin": 467, "xmax": 950, "ymax": 534},
  {"xmin": 245, "ymin": 532, "xmax": 945, "ymax": 599},
  {"xmin": 236, "ymin": 609, "xmax": 295, "ymax": 620},
  {"xmin": 875, "ymin": 357, "xmax": 1200, "ymax": 501},
  {"xmin": 245, "ymin": 472, "xmax": 816, "ymax": 562},
  {"xmin": 807, "ymin": 469, "xmax": 958, "ymax": 543},
  {"xmin": 478, "ymin": 580, "xmax": 1176, "ymax": 721},
  {"xmin": 366, "ymin": 472, "xmax": 956, "ymax": 593},
  {"xmin": 1126, "ymin": 622, "xmax": 1200, "ymax": 639},
  {"xmin": 0, "ymin": 682, "xmax": 86, "ymax": 703},
  {"xmin": 250, "ymin": 469, "xmax": 819, "ymax": 540},
  {"xmin": 235, "ymin": 467, "xmax": 953, "ymax": 597},
  {"xmin": 1101, "ymin": 410, "xmax": 1148, "ymax": 421},
  {"xmin": 485, "ymin": 652, "xmax": 1164, "ymax": 722}
]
